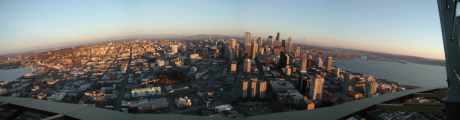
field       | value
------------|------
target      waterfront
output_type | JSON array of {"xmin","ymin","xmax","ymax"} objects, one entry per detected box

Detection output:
[
  {"xmin": 0, "ymin": 67, "xmax": 31, "ymax": 81},
  {"xmin": 336, "ymin": 59, "xmax": 447, "ymax": 88}
]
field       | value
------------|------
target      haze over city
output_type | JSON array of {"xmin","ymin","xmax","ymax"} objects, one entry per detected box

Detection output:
[{"xmin": 0, "ymin": 0, "xmax": 443, "ymax": 59}]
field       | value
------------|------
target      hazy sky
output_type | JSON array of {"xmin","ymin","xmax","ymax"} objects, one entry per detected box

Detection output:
[{"xmin": 0, "ymin": 0, "xmax": 444, "ymax": 59}]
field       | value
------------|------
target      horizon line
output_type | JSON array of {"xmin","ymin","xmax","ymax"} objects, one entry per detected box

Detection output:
[{"xmin": 0, "ymin": 33, "xmax": 446, "ymax": 61}]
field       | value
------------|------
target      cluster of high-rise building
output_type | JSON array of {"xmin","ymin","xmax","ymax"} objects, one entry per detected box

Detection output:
[
  {"xmin": 222, "ymin": 32, "xmax": 403, "ymax": 111},
  {"xmin": 0, "ymin": 32, "xmax": 405, "ymax": 118},
  {"xmin": 241, "ymin": 78, "xmax": 268, "ymax": 99}
]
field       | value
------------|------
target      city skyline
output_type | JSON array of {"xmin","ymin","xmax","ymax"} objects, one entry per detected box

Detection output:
[{"xmin": 0, "ymin": 0, "xmax": 444, "ymax": 59}]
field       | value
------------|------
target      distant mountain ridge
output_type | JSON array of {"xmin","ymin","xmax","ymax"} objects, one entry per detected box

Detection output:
[{"xmin": 128, "ymin": 34, "xmax": 242, "ymax": 40}]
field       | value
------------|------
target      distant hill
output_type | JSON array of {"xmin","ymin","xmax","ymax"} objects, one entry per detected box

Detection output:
[
  {"xmin": 186, "ymin": 34, "xmax": 241, "ymax": 40},
  {"xmin": 106, "ymin": 34, "xmax": 242, "ymax": 42},
  {"xmin": 303, "ymin": 44, "xmax": 445, "ymax": 66}
]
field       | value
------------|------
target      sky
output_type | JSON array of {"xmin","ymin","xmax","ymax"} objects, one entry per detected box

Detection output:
[{"xmin": 0, "ymin": 0, "xmax": 444, "ymax": 59}]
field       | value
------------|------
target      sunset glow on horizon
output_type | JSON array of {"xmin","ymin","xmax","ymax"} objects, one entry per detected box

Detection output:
[{"xmin": 0, "ymin": 0, "xmax": 445, "ymax": 60}]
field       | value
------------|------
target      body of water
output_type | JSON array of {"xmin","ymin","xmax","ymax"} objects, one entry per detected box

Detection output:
[
  {"xmin": 336, "ymin": 59, "xmax": 447, "ymax": 88},
  {"xmin": 0, "ymin": 67, "xmax": 32, "ymax": 81}
]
